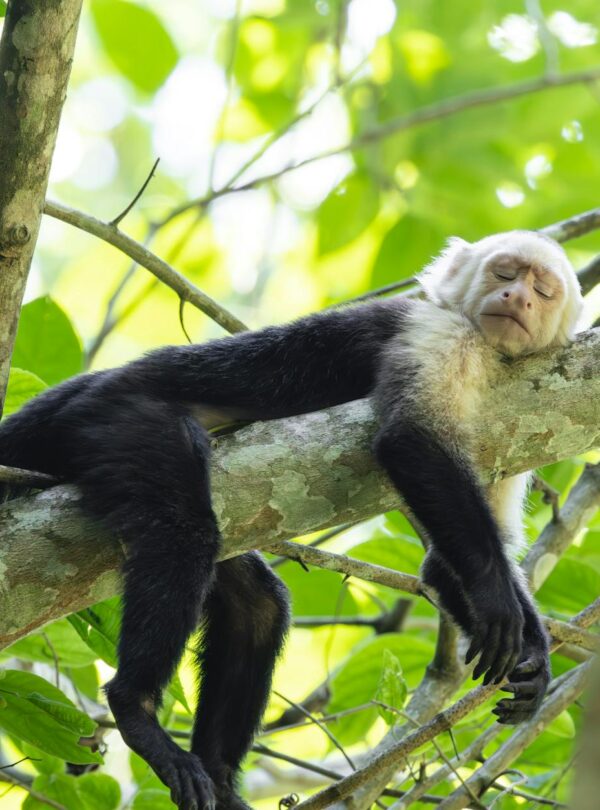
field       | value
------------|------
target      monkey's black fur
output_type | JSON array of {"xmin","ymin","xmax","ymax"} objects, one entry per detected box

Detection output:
[{"xmin": 0, "ymin": 296, "xmax": 550, "ymax": 809}]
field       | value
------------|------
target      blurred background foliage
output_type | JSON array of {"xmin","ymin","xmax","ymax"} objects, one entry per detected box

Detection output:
[{"xmin": 1, "ymin": 0, "xmax": 600, "ymax": 807}]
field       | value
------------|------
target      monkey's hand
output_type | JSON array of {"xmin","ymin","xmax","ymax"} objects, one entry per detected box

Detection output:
[
  {"xmin": 492, "ymin": 643, "xmax": 551, "ymax": 725},
  {"xmin": 464, "ymin": 570, "xmax": 525, "ymax": 687}
]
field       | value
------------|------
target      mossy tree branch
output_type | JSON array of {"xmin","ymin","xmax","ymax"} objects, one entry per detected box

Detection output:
[{"xmin": 0, "ymin": 327, "xmax": 598, "ymax": 648}]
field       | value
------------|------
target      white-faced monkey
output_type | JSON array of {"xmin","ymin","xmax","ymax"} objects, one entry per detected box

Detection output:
[{"xmin": 0, "ymin": 230, "xmax": 583, "ymax": 810}]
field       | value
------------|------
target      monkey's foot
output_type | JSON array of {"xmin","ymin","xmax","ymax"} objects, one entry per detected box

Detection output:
[
  {"xmin": 107, "ymin": 681, "xmax": 216, "ymax": 810},
  {"xmin": 156, "ymin": 746, "xmax": 216, "ymax": 810},
  {"xmin": 492, "ymin": 647, "xmax": 551, "ymax": 725}
]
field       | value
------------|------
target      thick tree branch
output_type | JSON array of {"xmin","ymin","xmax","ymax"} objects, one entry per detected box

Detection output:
[
  {"xmin": 0, "ymin": 328, "xmax": 598, "ymax": 648},
  {"xmin": 0, "ymin": 0, "xmax": 83, "ymax": 414}
]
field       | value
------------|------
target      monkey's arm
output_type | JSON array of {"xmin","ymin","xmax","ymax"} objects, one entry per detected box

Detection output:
[{"xmin": 373, "ymin": 420, "xmax": 527, "ymax": 685}]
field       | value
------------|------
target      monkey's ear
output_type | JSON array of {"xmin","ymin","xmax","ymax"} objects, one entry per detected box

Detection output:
[{"xmin": 418, "ymin": 237, "xmax": 472, "ymax": 306}]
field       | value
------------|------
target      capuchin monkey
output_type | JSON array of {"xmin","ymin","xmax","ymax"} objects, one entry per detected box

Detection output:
[{"xmin": 0, "ymin": 230, "xmax": 583, "ymax": 810}]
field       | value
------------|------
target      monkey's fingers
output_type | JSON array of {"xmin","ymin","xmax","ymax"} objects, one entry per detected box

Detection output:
[
  {"xmin": 156, "ymin": 752, "xmax": 216, "ymax": 810},
  {"xmin": 500, "ymin": 681, "xmax": 536, "ymax": 696},
  {"xmin": 492, "ymin": 696, "xmax": 537, "ymax": 725},
  {"xmin": 510, "ymin": 656, "xmax": 543, "ymax": 678},
  {"xmin": 465, "ymin": 628, "xmax": 486, "ymax": 666},
  {"xmin": 490, "ymin": 629, "xmax": 523, "ymax": 686},
  {"xmin": 473, "ymin": 624, "xmax": 501, "ymax": 680}
]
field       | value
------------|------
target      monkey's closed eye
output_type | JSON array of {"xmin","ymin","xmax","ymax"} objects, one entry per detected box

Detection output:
[{"xmin": 493, "ymin": 270, "xmax": 517, "ymax": 281}]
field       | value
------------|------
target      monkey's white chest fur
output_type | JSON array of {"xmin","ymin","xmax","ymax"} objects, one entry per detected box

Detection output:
[{"xmin": 387, "ymin": 300, "xmax": 528, "ymax": 552}]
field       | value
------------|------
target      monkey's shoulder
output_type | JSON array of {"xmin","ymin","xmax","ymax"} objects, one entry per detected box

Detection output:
[{"xmin": 380, "ymin": 300, "xmax": 501, "ymax": 424}]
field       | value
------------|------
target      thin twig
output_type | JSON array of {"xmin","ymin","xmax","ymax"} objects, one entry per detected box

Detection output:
[
  {"xmin": 526, "ymin": 0, "xmax": 560, "ymax": 78},
  {"xmin": 110, "ymin": 158, "xmax": 160, "ymax": 227},
  {"xmin": 207, "ymin": 1, "xmax": 242, "ymax": 193},
  {"xmin": 0, "ymin": 771, "xmax": 67, "ymax": 810},
  {"xmin": 0, "ymin": 464, "xmax": 57, "ymax": 488},
  {"xmin": 265, "ymin": 540, "xmax": 422, "ymax": 595},
  {"xmin": 44, "ymin": 200, "xmax": 247, "ymax": 334},
  {"xmin": 273, "ymin": 690, "xmax": 356, "ymax": 771},
  {"xmin": 165, "ymin": 68, "xmax": 600, "ymax": 220},
  {"xmin": 531, "ymin": 473, "xmax": 561, "ymax": 523},
  {"xmin": 270, "ymin": 522, "xmax": 357, "ymax": 569}
]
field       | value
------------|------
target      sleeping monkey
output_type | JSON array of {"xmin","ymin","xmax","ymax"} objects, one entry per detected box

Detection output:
[{"xmin": 0, "ymin": 230, "xmax": 583, "ymax": 810}]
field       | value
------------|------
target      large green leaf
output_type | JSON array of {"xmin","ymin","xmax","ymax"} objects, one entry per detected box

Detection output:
[
  {"xmin": 0, "ymin": 670, "xmax": 101, "ymax": 764},
  {"xmin": 3, "ymin": 368, "xmax": 47, "ymax": 416},
  {"xmin": 537, "ymin": 558, "xmax": 600, "ymax": 615},
  {"xmin": 375, "ymin": 649, "xmax": 407, "ymax": 725},
  {"xmin": 2, "ymin": 618, "xmax": 98, "ymax": 668},
  {"xmin": 278, "ymin": 564, "xmax": 360, "ymax": 617},
  {"xmin": 23, "ymin": 772, "xmax": 121, "ymax": 810},
  {"xmin": 78, "ymin": 773, "xmax": 122, "ymax": 810},
  {"xmin": 132, "ymin": 789, "xmax": 175, "ymax": 809},
  {"xmin": 90, "ymin": 0, "xmax": 179, "ymax": 92},
  {"xmin": 347, "ymin": 534, "xmax": 424, "ymax": 577},
  {"xmin": 23, "ymin": 774, "xmax": 81, "ymax": 810},
  {"xmin": 317, "ymin": 171, "xmax": 380, "ymax": 255},
  {"xmin": 12, "ymin": 296, "xmax": 83, "ymax": 385},
  {"xmin": 328, "ymin": 634, "xmax": 433, "ymax": 744},
  {"xmin": 370, "ymin": 215, "xmax": 443, "ymax": 290}
]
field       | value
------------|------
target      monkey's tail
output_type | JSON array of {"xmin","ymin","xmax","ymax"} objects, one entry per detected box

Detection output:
[{"xmin": 0, "ymin": 374, "xmax": 93, "ymax": 499}]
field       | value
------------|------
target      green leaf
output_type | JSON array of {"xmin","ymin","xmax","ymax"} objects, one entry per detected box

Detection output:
[
  {"xmin": 370, "ymin": 215, "xmax": 443, "ymax": 290},
  {"xmin": 537, "ymin": 558, "xmax": 600, "ymax": 615},
  {"xmin": 317, "ymin": 171, "xmax": 380, "ymax": 255},
  {"xmin": 90, "ymin": 0, "xmax": 179, "ymax": 92},
  {"xmin": 23, "ymin": 773, "xmax": 121, "ymax": 810},
  {"xmin": 375, "ymin": 649, "xmax": 407, "ymax": 726},
  {"xmin": 2, "ymin": 618, "xmax": 98, "ymax": 668},
  {"xmin": 348, "ymin": 534, "xmax": 424, "ymax": 577},
  {"xmin": 78, "ymin": 773, "xmax": 122, "ymax": 810},
  {"xmin": 546, "ymin": 709, "xmax": 576, "ymax": 739},
  {"xmin": 278, "ymin": 565, "xmax": 360, "ymax": 617},
  {"xmin": 328, "ymin": 634, "xmax": 433, "ymax": 744},
  {"xmin": 3, "ymin": 368, "xmax": 47, "ymax": 416},
  {"xmin": 12, "ymin": 296, "xmax": 83, "ymax": 385},
  {"xmin": 69, "ymin": 664, "xmax": 100, "ymax": 702},
  {"xmin": 0, "ymin": 2, "xmax": 5, "ymax": 18},
  {"xmin": 24, "ymin": 774, "xmax": 81, "ymax": 810},
  {"xmin": 0, "ymin": 670, "xmax": 101, "ymax": 764},
  {"xmin": 68, "ymin": 598, "xmax": 122, "ymax": 668},
  {"xmin": 132, "ymin": 788, "xmax": 175, "ymax": 810}
]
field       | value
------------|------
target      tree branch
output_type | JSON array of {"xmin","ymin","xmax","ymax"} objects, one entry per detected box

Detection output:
[
  {"xmin": 0, "ymin": 0, "xmax": 83, "ymax": 414},
  {"xmin": 43, "ymin": 200, "xmax": 247, "ymax": 335},
  {"xmin": 167, "ymin": 69, "xmax": 600, "ymax": 218},
  {"xmin": 436, "ymin": 662, "xmax": 591, "ymax": 810},
  {"xmin": 0, "ymin": 328, "xmax": 598, "ymax": 647}
]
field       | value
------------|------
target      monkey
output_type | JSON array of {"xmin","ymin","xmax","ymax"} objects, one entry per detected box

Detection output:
[{"xmin": 0, "ymin": 230, "xmax": 583, "ymax": 810}]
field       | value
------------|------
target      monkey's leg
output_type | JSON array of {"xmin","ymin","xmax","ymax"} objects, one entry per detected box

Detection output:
[
  {"xmin": 67, "ymin": 395, "xmax": 220, "ymax": 810},
  {"xmin": 191, "ymin": 553, "xmax": 290, "ymax": 810}
]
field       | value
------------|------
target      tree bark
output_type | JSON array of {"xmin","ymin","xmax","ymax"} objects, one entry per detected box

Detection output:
[
  {"xmin": 0, "ymin": 0, "xmax": 83, "ymax": 414},
  {"xmin": 0, "ymin": 327, "xmax": 598, "ymax": 648}
]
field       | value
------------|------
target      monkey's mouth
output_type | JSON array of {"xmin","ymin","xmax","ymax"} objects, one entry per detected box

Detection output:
[{"xmin": 481, "ymin": 312, "xmax": 529, "ymax": 336}]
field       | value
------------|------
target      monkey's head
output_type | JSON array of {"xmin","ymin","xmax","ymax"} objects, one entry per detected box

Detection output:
[{"xmin": 419, "ymin": 230, "xmax": 583, "ymax": 357}]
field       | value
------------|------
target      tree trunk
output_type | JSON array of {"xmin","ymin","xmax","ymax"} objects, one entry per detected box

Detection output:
[{"xmin": 0, "ymin": 0, "xmax": 83, "ymax": 413}]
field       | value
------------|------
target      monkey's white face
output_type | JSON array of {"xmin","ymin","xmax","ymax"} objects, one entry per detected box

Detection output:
[
  {"xmin": 470, "ymin": 248, "xmax": 566, "ymax": 356},
  {"xmin": 419, "ymin": 231, "xmax": 583, "ymax": 358}
]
